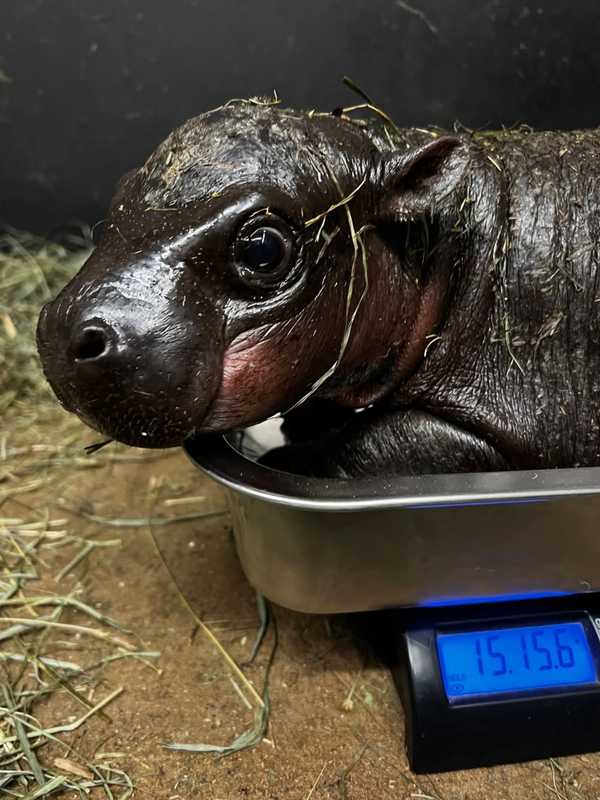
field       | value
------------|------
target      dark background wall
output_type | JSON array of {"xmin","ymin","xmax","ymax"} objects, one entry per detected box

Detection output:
[{"xmin": 2, "ymin": 0, "xmax": 600, "ymax": 234}]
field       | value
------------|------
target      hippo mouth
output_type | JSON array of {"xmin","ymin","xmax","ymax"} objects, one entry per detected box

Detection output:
[{"xmin": 38, "ymin": 353, "xmax": 208, "ymax": 449}]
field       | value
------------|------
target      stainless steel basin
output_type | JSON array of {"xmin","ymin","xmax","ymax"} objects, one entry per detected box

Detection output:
[{"xmin": 184, "ymin": 420, "xmax": 600, "ymax": 614}]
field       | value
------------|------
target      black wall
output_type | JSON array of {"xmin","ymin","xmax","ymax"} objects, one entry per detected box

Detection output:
[{"xmin": 2, "ymin": 0, "xmax": 600, "ymax": 233}]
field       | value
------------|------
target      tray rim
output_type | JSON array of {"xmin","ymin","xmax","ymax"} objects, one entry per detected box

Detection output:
[{"xmin": 183, "ymin": 435, "xmax": 600, "ymax": 512}]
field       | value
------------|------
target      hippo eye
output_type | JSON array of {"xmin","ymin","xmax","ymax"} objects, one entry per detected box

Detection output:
[
  {"xmin": 234, "ymin": 216, "xmax": 295, "ymax": 287},
  {"xmin": 240, "ymin": 227, "xmax": 285, "ymax": 270}
]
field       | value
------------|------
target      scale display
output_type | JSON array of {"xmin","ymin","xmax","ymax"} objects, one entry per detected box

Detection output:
[{"xmin": 437, "ymin": 621, "xmax": 597, "ymax": 698}]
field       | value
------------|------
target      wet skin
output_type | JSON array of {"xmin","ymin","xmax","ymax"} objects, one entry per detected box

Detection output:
[{"xmin": 36, "ymin": 104, "xmax": 600, "ymax": 477}]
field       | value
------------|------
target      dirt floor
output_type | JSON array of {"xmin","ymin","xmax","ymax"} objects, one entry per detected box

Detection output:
[{"xmin": 4, "ymin": 410, "xmax": 600, "ymax": 800}]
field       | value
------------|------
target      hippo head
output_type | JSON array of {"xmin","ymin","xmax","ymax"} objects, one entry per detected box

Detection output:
[{"xmin": 37, "ymin": 103, "xmax": 468, "ymax": 448}]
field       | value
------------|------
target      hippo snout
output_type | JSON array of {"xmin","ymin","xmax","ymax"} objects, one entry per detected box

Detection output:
[{"xmin": 36, "ymin": 272, "xmax": 224, "ymax": 448}]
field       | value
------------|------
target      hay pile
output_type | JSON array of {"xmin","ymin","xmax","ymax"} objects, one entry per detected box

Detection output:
[
  {"xmin": 0, "ymin": 231, "xmax": 149, "ymax": 797},
  {"xmin": 0, "ymin": 229, "xmax": 88, "ymax": 410},
  {"xmin": 0, "ymin": 476, "xmax": 155, "ymax": 797}
]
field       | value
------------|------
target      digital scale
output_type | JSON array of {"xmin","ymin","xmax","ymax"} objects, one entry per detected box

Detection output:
[
  {"xmin": 185, "ymin": 423, "xmax": 600, "ymax": 774},
  {"xmin": 392, "ymin": 594, "xmax": 600, "ymax": 772}
]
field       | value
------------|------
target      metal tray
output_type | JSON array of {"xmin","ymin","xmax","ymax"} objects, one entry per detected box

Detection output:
[{"xmin": 184, "ymin": 420, "xmax": 600, "ymax": 614}]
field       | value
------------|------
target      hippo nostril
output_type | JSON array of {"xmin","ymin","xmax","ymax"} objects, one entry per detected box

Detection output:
[{"xmin": 72, "ymin": 326, "xmax": 111, "ymax": 362}]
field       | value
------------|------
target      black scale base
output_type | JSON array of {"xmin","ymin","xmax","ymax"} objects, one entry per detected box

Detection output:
[{"xmin": 389, "ymin": 593, "xmax": 600, "ymax": 773}]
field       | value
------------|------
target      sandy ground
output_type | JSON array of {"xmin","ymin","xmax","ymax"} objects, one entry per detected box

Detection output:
[{"xmin": 6, "ymin": 419, "xmax": 600, "ymax": 800}]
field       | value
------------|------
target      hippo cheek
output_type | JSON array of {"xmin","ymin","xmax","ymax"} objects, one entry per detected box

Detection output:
[
  {"xmin": 37, "ymin": 298, "xmax": 223, "ymax": 449},
  {"xmin": 200, "ymin": 329, "xmax": 330, "ymax": 432}
]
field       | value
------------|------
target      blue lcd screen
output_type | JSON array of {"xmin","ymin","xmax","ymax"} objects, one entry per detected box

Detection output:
[{"xmin": 437, "ymin": 622, "xmax": 597, "ymax": 699}]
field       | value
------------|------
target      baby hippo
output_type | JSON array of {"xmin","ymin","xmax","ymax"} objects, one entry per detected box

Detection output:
[{"xmin": 36, "ymin": 101, "xmax": 600, "ymax": 477}]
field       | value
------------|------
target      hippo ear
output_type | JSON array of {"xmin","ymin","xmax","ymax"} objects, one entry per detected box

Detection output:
[{"xmin": 378, "ymin": 136, "xmax": 467, "ymax": 221}]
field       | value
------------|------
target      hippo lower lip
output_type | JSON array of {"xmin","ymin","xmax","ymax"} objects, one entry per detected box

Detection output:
[{"xmin": 73, "ymin": 403, "xmax": 197, "ymax": 449}]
